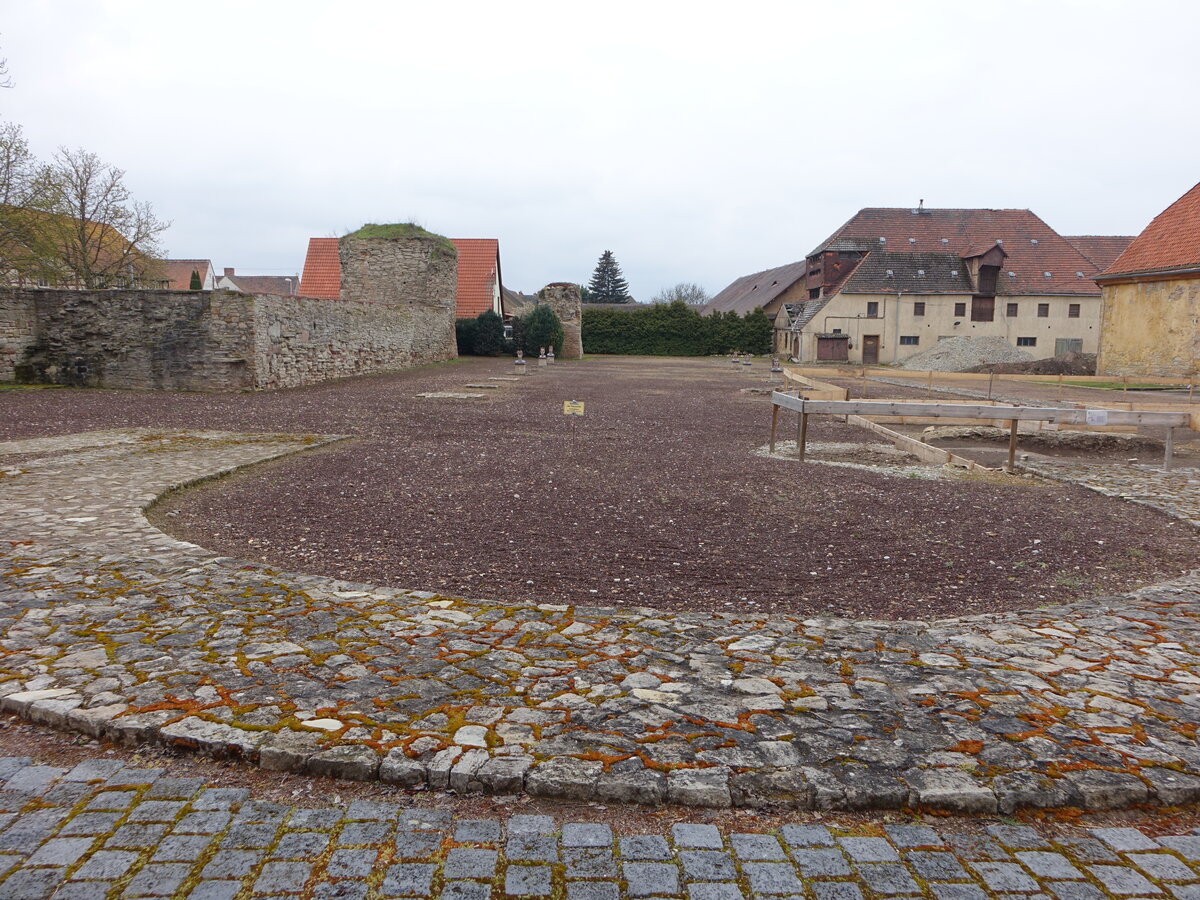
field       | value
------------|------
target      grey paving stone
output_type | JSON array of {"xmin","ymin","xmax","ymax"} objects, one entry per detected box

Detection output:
[
  {"xmin": 624, "ymin": 861, "xmax": 681, "ymax": 897},
  {"xmin": 123, "ymin": 862, "xmax": 191, "ymax": 896},
  {"xmin": 325, "ymin": 847, "xmax": 380, "ymax": 879},
  {"xmin": 128, "ymin": 800, "xmax": 187, "ymax": 823},
  {"xmin": 69, "ymin": 849, "xmax": 139, "ymax": 880},
  {"xmin": 144, "ymin": 777, "xmax": 206, "ymax": 800},
  {"xmin": 780, "ymin": 825, "xmax": 837, "ymax": 850},
  {"xmin": 84, "ymin": 789, "xmax": 137, "ymax": 810},
  {"xmin": 174, "ymin": 810, "xmax": 232, "ymax": 834},
  {"xmin": 563, "ymin": 847, "xmax": 618, "ymax": 879},
  {"xmin": 793, "ymin": 848, "xmax": 851, "ymax": 878},
  {"xmin": 454, "ymin": 819, "xmax": 502, "ymax": 844},
  {"xmin": 312, "ymin": 882, "xmax": 371, "ymax": 900},
  {"xmin": 273, "ymin": 831, "xmax": 331, "ymax": 859},
  {"xmin": 253, "ymin": 860, "xmax": 312, "ymax": 894},
  {"xmin": 394, "ymin": 831, "xmax": 442, "ymax": 860},
  {"xmin": 1045, "ymin": 882, "xmax": 1109, "ymax": 900},
  {"xmin": 906, "ymin": 850, "xmax": 968, "ymax": 881},
  {"xmin": 105, "ymin": 767, "xmax": 163, "ymax": 787},
  {"xmin": 1092, "ymin": 828, "xmax": 1162, "ymax": 853},
  {"xmin": 508, "ymin": 835, "xmax": 558, "ymax": 863},
  {"xmin": 1129, "ymin": 852, "xmax": 1197, "ymax": 881},
  {"xmin": 59, "ymin": 811, "xmax": 122, "ymax": 835},
  {"xmin": 346, "ymin": 800, "xmax": 398, "ymax": 821},
  {"xmin": 193, "ymin": 788, "xmax": 250, "ymax": 811},
  {"xmin": 288, "ymin": 809, "xmax": 343, "ymax": 830},
  {"xmin": 0, "ymin": 868, "xmax": 68, "ymax": 900},
  {"xmin": 622, "ymin": 836, "xmax": 673, "ymax": 861},
  {"xmin": 944, "ymin": 833, "xmax": 1011, "ymax": 861},
  {"xmin": 222, "ymin": 823, "xmax": 279, "ymax": 849},
  {"xmin": 563, "ymin": 823, "xmax": 613, "ymax": 848},
  {"xmin": 931, "ymin": 886, "xmax": 990, "ymax": 900},
  {"xmin": 4, "ymin": 766, "xmax": 64, "ymax": 795},
  {"xmin": 856, "ymin": 862, "xmax": 922, "ymax": 895},
  {"xmin": 885, "ymin": 824, "xmax": 944, "ymax": 848},
  {"xmin": 106, "ymin": 822, "xmax": 170, "ymax": 849},
  {"xmin": 398, "ymin": 810, "xmax": 450, "ymax": 832},
  {"xmin": 442, "ymin": 882, "xmax": 492, "ymax": 900},
  {"xmin": 445, "ymin": 848, "xmax": 499, "ymax": 879},
  {"xmin": 1169, "ymin": 887, "xmax": 1200, "ymax": 900},
  {"xmin": 838, "ymin": 836, "xmax": 900, "ymax": 863},
  {"xmin": 971, "ymin": 861, "xmax": 1041, "ymax": 893},
  {"xmin": 679, "ymin": 850, "xmax": 737, "ymax": 882},
  {"xmin": 380, "ymin": 862, "xmax": 436, "ymax": 897},
  {"xmin": 688, "ymin": 885, "xmax": 747, "ymax": 900},
  {"xmin": 743, "ymin": 862, "xmax": 804, "ymax": 895},
  {"xmin": 46, "ymin": 883, "xmax": 109, "ymax": 900},
  {"xmin": 43, "ymin": 784, "xmax": 91, "ymax": 806},
  {"xmin": 1017, "ymin": 851, "xmax": 1085, "ymax": 880},
  {"xmin": 507, "ymin": 815, "xmax": 556, "ymax": 836},
  {"xmin": 730, "ymin": 834, "xmax": 785, "ymax": 862},
  {"xmin": 185, "ymin": 882, "xmax": 243, "ymax": 900},
  {"xmin": 506, "ymin": 864, "xmax": 554, "ymax": 897},
  {"xmin": 201, "ymin": 849, "xmax": 264, "ymax": 880},
  {"xmin": 1056, "ymin": 837, "xmax": 1120, "ymax": 863},
  {"xmin": 673, "ymin": 824, "xmax": 722, "ymax": 850},
  {"xmin": 1160, "ymin": 837, "xmax": 1200, "ymax": 862},
  {"xmin": 812, "ymin": 884, "xmax": 865, "ymax": 900},
  {"xmin": 569, "ymin": 883, "xmax": 622, "ymax": 900},
  {"xmin": 235, "ymin": 801, "xmax": 291, "ymax": 825},
  {"xmin": 152, "ymin": 834, "xmax": 216, "ymax": 862},
  {"xmin": 1087, "ymin": 864, "xmax": 1164, "ymax": 895},
  {"xmin": 62, "ymin": 760, "xmax": 126, "ymax": 783},
  {"xmin": 24, "ymin": 837, "xmax": 93, "ymax": 867},
  {"xmin": 337, "ymin": 822, "xmax": 392, "ymax": 845},
  {"xmin": 987, "ymin": 825, "xmax": 1051, "ymax": 849}
]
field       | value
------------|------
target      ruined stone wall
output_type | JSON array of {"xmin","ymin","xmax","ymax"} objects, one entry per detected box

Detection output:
[
  {"xmin": 1, "ymin": 289, "xmax": 256, "ymax": 390},
  {"xmin": 539, "ymin": 282, "xmax": 584, "ymax": 359},
  {"xmin": 338, "ymin": 235, "xmax": 458, "ymax": 366},
  {"xmin": 0, "ymin": 290, "xmax": 37, "ymax": 381}
]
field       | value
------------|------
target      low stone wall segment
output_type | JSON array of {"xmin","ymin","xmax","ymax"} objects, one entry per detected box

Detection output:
[{"xmin": 4, "ymin": 429, "xmax": 1200, "ymax": 811}]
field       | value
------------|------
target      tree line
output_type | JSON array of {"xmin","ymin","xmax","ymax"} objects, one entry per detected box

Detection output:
[{"xmin": 582, "ymin": 301, "xmax": 772, "ymax": 356}]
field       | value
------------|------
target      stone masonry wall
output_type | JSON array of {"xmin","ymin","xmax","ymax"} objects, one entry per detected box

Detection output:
[
  {"xmin": 338, "ymin": 235, "xmax": 458, "ymax": 366},
  {"xmin": 539, "ymin": 282, "xmax": 584, "ymax": 359},
  {"xmin": 1098, "ymin": 278, "xmax": 1200, "ymax": 377},
  {"xmin": 0, "ymin": 290, "xmax": 37, "ymax": 381}
]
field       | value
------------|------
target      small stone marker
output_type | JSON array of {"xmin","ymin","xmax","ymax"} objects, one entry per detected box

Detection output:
[
  {"xmin": 547, "ymin": 348, "xmax": 556, "ymax": 365},
  {"xmin": 563, "ymin": 400, "xmax": 585, "ymax": 417}
]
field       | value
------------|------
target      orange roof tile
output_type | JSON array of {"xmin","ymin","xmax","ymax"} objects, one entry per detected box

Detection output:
[
  {"xmin": 450, "ymin": 238, "xmax": 500, "ymax": 317},
  {"xmin": 1064, "ymin": 236, "xmax": 1134, "ymax": 272},
  {"xmin": 1101, "ymin": 182, "xmax": 1200, "ymax": 278},
  {"xmin": 299, "ymin": 238, "xmax": 340, "ymax": 299},
  {"xmin": 161, "ymin": 259, "xmax": 212, "ymax": 290}
]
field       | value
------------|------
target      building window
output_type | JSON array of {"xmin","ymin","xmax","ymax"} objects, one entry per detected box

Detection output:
[
  {"xmin": 809, "ymin": 288, "xmax": 820, "ymax": 299},
  {"xmin": 971, "ymin": 297, "xmax": 995, "ymax": 322},
  {"xmin": 1068, "ymin": 303, "xmax": 1080, "ymax": 318},
  {"xmin": 1006, "ymin": 302, "xmax": 1018, "ymax": 317},
  {"xmin": 1055, "ymin": 338, "xmax": 1083, "ymax": 355},
  {"xmin": 899, "ymin": 335, "xmax": 919, "ymax": 345},
  {"xmin": 913, "ymin": 301, "xmax": 926, "ymax": 317},
  {"xmin": 1016, "ymin": 337, "xmax": 1037, "ymax": 347},
  {"xmin": 866, "ymin": 301, "xmax": 879, "ymax": 317},
  {"xmin": 1037, "ymin": 303, "xmax": 1049, "ymax": 317},
  {"xmin": 954, "ymin": 302, "xmax": 966, "ymax": 316}
]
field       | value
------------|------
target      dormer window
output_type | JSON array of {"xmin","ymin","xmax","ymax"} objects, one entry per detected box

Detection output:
[
  {"xmin": 885, "ymin": 269, "xmax": 894, "ymax": 277},
  {"xmin": 1030, "ymin": 239, "xmax": 1039, "ymax": 245},
  {"xmin": 1076, "ymin": 271, "xmax": 1084, "ymax": 278},
  {"xmin": 879, "ymin": 237, "xmax": 886, "ymax": 243},
  {"xmin": 908, "ymin": 238, "xmax": 916, "ymax": 244},
  {"xmin": 917, "ymin": 269, "xmax": 925, "ymax": 275},
  {"xmin": 1007, "ymin": 271, "xmax": 1016, "ymax": 277},
  {"xmin": 1043, "ymin": 272, "xmax": 1052, "ymax": 278}
]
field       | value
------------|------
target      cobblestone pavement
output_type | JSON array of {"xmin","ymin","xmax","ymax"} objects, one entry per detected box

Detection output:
[
  {"xmin": 1019, "ymin": 460, "xmax": 1200, "ymax": 529},
  {"xmin": 4, "ymin": 430, "xmax": 1200, "ymax": 814},
  {"xmin": 1, "ymin": 755, "xmax": 1200, "ymax": 899}
]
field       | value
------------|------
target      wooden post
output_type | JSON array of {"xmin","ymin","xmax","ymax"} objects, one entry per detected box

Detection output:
[
  {"xmin": 927, "ymin": 369, "xmax": 933, "ymax": 392},
  {"xmin": 987, "ymin": 369, "xmax": 995, "ymax": 400},
  {"xmin": 1165, "ymin": 426, "xmax": 1175, "ymax": 471},
  {"xmin": 1123, "ymin": 374, "xmax": 1128, "ymax": 396},
  {"xmin": 798, "ymin": 413, "xmax": 809, "ymax": 461},
  {"xmin": 1058, "ymin": 372, "xmax": 1064, "ymax": 404},
  {"xmin": 769, "ymin": 403, "xmax": 779, "ymax": 454},
  {"xmin": 1007, "ymin": 419, "xmax": 1019, "ymax": 470}
]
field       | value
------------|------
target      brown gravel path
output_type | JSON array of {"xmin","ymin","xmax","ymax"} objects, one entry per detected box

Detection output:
[{"xmin": 3, "ymin": 357, "xmax": 1197, "ymax": 618}]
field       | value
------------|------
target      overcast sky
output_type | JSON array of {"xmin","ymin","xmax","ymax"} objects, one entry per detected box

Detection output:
[{"xmin": 2, "ymin": 0, "xmax": 1197, "ymax": 297}]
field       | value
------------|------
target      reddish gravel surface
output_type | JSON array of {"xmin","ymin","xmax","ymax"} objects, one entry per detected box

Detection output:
[{"xmin": 4, "ymin": 356, "xmax": 1198, "ymax": 619}]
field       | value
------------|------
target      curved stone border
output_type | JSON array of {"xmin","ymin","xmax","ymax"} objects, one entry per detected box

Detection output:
[{"xmin": 3, "ymin": 429, "xmax": 1200, "ymax": 812}]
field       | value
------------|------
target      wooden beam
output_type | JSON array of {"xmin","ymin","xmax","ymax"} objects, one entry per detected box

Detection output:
[{"xmin": 769, "ymin": 404, "xmax": 779, "ymax": 454}]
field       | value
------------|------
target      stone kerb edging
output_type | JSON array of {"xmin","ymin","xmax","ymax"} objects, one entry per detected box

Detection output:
[{"xmin": 3, "ymin": 430, "xmax": 1200, "ymax": 813}]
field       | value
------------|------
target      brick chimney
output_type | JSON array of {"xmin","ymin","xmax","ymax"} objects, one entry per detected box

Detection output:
[{"xmin": 224, "ymin": 267, "xmax": 235, "ymax": 278}]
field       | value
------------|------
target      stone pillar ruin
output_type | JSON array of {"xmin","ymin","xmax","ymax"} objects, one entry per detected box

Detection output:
[
  {"xmin": 338, "ymin": 232, "xmax": 459, "ymax": 366},
  {"xmin": 539, "ymin": 282, "xmax": 583, "ymax": 360}
]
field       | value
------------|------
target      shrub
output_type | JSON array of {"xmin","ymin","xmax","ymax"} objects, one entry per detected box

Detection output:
[
  {"xmin": 473, "ymin": 310, "xmax": 505, "ymax": 356},
  {"xmin": 455, "ymin": 318, "xmax": 478, "ymax": 355},
  {"xmin": 581, "ymin": 301, "xmax": 771, "ymax": 356},
  {"xmin": 523, "ymin": 304, "xmax": 564, "ymax": 356}
]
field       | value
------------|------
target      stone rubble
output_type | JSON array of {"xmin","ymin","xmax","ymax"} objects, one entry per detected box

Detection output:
[{"xmin": 2, "ymin": 429, "xmax": 1200, "ymax": 812}]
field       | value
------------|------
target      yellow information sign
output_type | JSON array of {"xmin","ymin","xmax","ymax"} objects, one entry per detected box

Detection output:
[{"xmin": 562, "ymin": 400, "xmax": 585, "ymax": 417}]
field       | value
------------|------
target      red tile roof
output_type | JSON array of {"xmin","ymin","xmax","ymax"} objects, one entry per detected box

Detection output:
[
  {"xmin": 449, "ymin": 238, "xmax": 501, "ymax": 317},
  {"xmin": 1064, "ymin": 236, "xmax": 1135, "ymax": 272},
  {"xmin": 299, "ymin": 235, "xmax": 503, "ymax": 316},
  {"xmin": 705, "ymin": 260, "xmax": 808, "ymax": 316},
  {"xmin": 811, "ymin": 208, "xmax": 1109, "ymax": 296},
  {"xmin": 162, "ymin": 259, "xmax": 212, "ymax": 290},
  {"xmin": 298, "ymin": 238, "xmax": 340, "ymax": 299},
  {"xmin": 225, "ymin": 274, "xmax": 299, "ymax": 295},
  {"xmin": 1101, "ymin": 182, "xmax": 1200, "ymax": 278}
]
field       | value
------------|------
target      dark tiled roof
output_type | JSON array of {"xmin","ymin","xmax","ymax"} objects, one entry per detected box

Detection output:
[
  {"xmin": 810, "ymin": 208, "xmax": 1106, "ymax": 296},
  {"xmin": 450, "ymin": 239, "xmax": 501, "ymax": 317},
  {"xmin": 162, "ymin": 259, "xmax": 212, "ymax": 290},
  {"xmin": 1101, "ymin": 182, "xmax": 1200, "ymax": 278},
  {"xmin": 225, "ymin": 274, "xmax": 299, "ymax": 295},
  {"xmin": 840, "ymin": 251, "xmax": 973, "ymax": 294},
  {"xmin": 704, "ymin": 260, "xmax": 808, "ymax": 316},
  {"xmin": 299, "ymin": 238, "xmax": 340, "ymax": 299},
  {"xmin": 1065, "ymin": 235, "xmax": 1134, "ymax": 271}
]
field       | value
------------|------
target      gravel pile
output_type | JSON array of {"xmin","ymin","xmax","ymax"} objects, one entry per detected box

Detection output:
[{"xmin": 900, "ymin": 336, "xmax": 1033, "ymax": 372}]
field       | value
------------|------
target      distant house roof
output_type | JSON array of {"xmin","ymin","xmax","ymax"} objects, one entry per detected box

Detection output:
[
  {"xmin": 449, "ymin": 238, "xmax": 501, "ymax": 317},
  {"xmin": 1064, "ymin": 235, "xmax": 1135, "ymax": 272},
  {"xmin": 839, "ymin": 251, "xmax": 974, "ymax": 294},
  {"xmin": 299, "ymin": 235, "xmax": 504, "ymax": 316},
  {"xmin": 299, "ymin": 238, "xmax": 340, "ymax": 299},
  {"xmin": 221, "ymin": 270, "xmax": 298, "ymax": 295},
  {"xmin": 704, "ymin": 260, "xmax": 809, "ymax": 316},
  {"xmin": 161, "ymin": 259, "xmax": 213, "ymax": 290},
  {"xmin": 1100, "ymin": 182, "xmax": 1200, "ymax": 279},
  {"xmin": 810, "ymin": 207, "xmax": 1108, "ymax": 296}
]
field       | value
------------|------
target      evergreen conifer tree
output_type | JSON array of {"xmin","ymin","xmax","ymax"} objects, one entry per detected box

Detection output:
[
  {"xmin": 587, "ymin": 250, "xmax": 632, "ymax": 303},
  {"xmin": 189, "ymin": 269, "xmax": 202, "ymax": 290}
]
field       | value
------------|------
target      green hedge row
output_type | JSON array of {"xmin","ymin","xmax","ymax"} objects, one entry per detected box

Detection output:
[{"xmin": 582, "ymin": 301, "xmax": 772, "ymax": 356}]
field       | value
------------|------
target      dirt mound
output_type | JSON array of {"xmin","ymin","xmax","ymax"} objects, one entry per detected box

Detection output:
[
  {"xmin": 965, "ymin": 350, "xmax": 1097, "ymax": 376},
  {"xmin": 899, "ymin": 336, "xmax": 1032, "ymax": 372}
]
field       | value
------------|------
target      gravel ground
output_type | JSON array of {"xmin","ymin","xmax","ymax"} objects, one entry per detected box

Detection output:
[{"xmin": 3, "ymin": 356, "xmax": 1197, "ymax": 619}]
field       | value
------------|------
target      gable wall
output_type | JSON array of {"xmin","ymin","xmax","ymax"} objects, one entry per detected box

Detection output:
[{"xmin": 1098, "ymin": 277, "xmax": 1200, "ymax": 376}]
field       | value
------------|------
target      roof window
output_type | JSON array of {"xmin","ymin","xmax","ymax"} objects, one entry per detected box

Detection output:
[
  {"xmin": 1007, "ymin": 271, "xmax": 1016, "ymax": 277},
  {"xmin": 885, "ymin": 269, "xmax": 894, "ymax": 276},
  {"xmin": 908, "ymin": 238, "xmax": 916, "ymax": 243},
  {"xmin": 1076, "ymin": 271, "xmax": 1085, "ymax": 277},
  {"xmin": 879, "ymin": 237, "xmax": 886, "ymax": 242},
  {"xmin": 917, "ymin": 269, "xmax": 925, "ymax": 275},
  {"xmin": 996, "ymin": 239, "xmax": 1003, "ymax": 245},
  {"xmin": 1030, "ymin": 239, "xmax": 1039, "ymax": 245},
  {"xmin": 1043, "ymin": 271, "xmax": 1052, "ymax": 278},
  {"xmin": 941, "ymin": 238, "xmax": 949, "ymax": 244},
  {"xmin": 950, "ymin": 269, "xmax": 959, "ymax": 276}
]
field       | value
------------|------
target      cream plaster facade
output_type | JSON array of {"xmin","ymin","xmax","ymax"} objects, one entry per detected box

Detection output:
[{"xmin": 1097, "ymin": 276, "xmax": 1200, "ymax": 377}]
